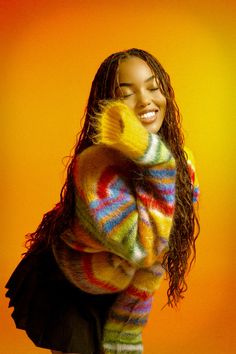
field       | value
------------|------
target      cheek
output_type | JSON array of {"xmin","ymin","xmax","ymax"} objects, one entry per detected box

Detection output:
[
  {"xmin": 154, "ymin": 91, "xmax": 166, "ymax": 106},
  {"xmin": 159, "ymin": 95, "xmax": 167, "ymax": 113},
  {"xmin": 160, "ymin": 93, "xmax": 166, "ymax": 105},
  {"xmin": 122, "ymin": 98, "xmax": 136, "ymax": 110}
]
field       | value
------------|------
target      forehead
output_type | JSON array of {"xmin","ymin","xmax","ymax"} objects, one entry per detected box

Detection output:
[{"xmin": 117, "ymin": 56, "xmax": 155, "ymax": 83}]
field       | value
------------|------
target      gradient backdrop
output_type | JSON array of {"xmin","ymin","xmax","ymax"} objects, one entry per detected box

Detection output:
[{"xmin": 1, "ymin": 0, "xmax": 235, "ymax": 353}]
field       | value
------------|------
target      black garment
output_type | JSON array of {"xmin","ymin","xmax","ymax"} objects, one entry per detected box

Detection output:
[{"xmin": 5, "ymin": 248, "xmax": 117, "ymax": 354}]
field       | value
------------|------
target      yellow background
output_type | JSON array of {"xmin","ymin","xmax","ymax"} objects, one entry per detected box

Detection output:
[{"xmin": 1, "ymin": 0, "xmax": 235, "ymax": 353}]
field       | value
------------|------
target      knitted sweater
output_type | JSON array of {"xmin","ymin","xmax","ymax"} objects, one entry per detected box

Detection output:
[{"xmin": 53, "ymin": 101, "xmax": 199, "ymax": 354}]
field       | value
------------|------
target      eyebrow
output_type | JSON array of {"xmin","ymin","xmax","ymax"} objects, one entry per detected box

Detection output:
[{"xmin": 118, "ymin": 75, "xmax": 156, "ymax": 88}]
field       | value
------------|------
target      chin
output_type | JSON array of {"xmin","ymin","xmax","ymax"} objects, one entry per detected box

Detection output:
[{"xmin": 146, "ymin": 124, "xmax": 162, "ymax": 134}]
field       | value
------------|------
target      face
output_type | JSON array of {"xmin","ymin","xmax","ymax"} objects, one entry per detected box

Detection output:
[{"xmin": 116, "ymin": 56, "xmax": 166, "ymax": 134}]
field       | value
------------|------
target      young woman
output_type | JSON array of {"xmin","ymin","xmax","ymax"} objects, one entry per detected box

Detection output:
[{"xmin": 6, "ymin": 48, "xmax": 199, "ymax": 354}]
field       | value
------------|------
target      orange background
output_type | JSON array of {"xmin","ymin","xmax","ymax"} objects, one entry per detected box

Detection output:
[{"xmin": 1, "ymin": 1, "xmax": 235, "ymax": 353}]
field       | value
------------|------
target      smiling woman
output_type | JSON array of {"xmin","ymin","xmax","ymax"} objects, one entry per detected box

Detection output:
[{"xmin": 5, "ymin": 48, "xmax": 199, "ymax": 354}]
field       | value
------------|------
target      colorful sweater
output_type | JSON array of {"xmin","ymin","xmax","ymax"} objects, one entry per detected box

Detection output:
[{"xmin": 53, "ymin": 101, "xmax": 199, "ymax": 354}]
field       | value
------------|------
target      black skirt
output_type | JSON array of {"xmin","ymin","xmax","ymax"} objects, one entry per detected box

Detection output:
[{"xmin": 5, "ymin": 248, "xmax": 117, "ymax": 353}]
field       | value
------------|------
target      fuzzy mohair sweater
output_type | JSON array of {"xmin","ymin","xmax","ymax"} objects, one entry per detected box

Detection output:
[{"xmin": 53, "ymin": 101, "xmax": 199, "ymax": 354}]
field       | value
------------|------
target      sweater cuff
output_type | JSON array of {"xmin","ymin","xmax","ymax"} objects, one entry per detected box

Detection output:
[
  {"xmin": 94, "ymin": 101, "xmax": 173, "ymax": 166},
  {"xmin": 103, "ymin": 322, "xmax": 143, "ymax": 354},
  {"xmin": 103, "ymin": 338, "xmax": 143, "ymax": 354}
]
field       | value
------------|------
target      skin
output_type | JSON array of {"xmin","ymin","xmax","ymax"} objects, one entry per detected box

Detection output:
[{"xmin": 116, "ymin": 56, "xmax": 166, "ymax": 134}]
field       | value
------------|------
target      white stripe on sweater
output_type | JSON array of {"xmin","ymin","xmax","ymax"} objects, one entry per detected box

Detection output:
[
  {"xmin": 138, "ymin": 134, "xmax": 159, "ymax": 165},
  {"xmin": 103, "ymin": 343, "xmax": 143, "ymax": 351}
]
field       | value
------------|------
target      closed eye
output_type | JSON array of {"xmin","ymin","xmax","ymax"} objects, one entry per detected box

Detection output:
[
  {"xmin": 122, "ymin": 93, "xmax": 134, "ymax": 99},
  {"xmin": 149, "ymin": 86, "xmax": 159, "ymax": 91}
]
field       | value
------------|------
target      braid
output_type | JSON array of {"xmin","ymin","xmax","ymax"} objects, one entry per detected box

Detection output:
[{"xmin": 144, "ymin": 55, "xmax": 199, "ymax": 307}]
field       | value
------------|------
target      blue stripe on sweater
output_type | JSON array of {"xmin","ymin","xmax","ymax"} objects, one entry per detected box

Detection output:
[
  {"xmin": 193, "ymin": 186, "xmax": 199, "ymax": 202},
  {"xmin": 91, "ymin": 196, "xmax": 133, "ymax": 220},
  {"xmin": 160, "ymin": 194, "xmax": 175, "ymax": 203},
  {"xmin": 90, "ymin": 179, "xmax": 131, "ymax": 209},
  {"xmin": 145, "ymin": 169, "xmax": 176, "ymax": 178},
  {"xmin": 102, "ymin": 203, "xmax": 136, "ymax": 234},
  {"xmin": 153, "ymin": 183, "xmax": 175, "ymax": 192},
  {"xmin": 90, "ymin": 190, "xmax": 131, "ymax": 210}
]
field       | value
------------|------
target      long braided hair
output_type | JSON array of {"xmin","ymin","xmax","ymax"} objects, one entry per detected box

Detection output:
[{"xmin": 25, "ymin": 48, "xmax": 199, "ymax": 307}]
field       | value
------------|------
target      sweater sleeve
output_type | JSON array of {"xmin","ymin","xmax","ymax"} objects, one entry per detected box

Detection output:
[
  {"xmin": 72, "ymin": 101, "xmax": 176, "ymax": 268},
  {"xmin": 102, "ymin": 263, "xmax": 165, "ymax": 354},
  {"xmin": 94, "ymin": 100, "xmax": 173, "ymax": 166}
]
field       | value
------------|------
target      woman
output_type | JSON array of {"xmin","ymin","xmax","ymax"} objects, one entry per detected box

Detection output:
[{"xmin": 6, "ymin": 48, "xmax": 199, "ymax": 354}]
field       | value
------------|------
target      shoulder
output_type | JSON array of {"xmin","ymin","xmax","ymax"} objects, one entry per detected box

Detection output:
[
  {"xmin": 184, "ymin": 146, "xmax": 197, "ymax": 169},
  {"xmin": 184, "ymin": 146, "xmax": 199, "ymax": 186}
]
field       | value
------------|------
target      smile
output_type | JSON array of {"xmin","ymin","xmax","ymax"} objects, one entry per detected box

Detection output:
[{"xmin": 138, "ymin": 110, "xmax": 158, "ymax": 123}]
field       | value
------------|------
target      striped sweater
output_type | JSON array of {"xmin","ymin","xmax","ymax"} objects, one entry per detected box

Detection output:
[{"xmin": 53, "ymin": 101, "xmax": 199, "ymax": 354}]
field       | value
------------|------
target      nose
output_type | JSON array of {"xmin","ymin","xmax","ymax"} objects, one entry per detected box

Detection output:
[{"xmin": 137, "ymin": 91, "xmax": 151, "ymax": 107}]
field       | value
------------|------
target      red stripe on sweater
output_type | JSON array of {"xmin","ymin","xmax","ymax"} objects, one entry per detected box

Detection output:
[
  {"xmin": 127, "ymin": 285, "xmax": 153, "ymax": 300},
  {"xmin": 139, "ymin": 193, "xmax": 174, "ymax": 216},
  {"xmin": 97, "ymin": 166, "xmax": 124, "ymax": 199},
  {"xmin": 82, "ymin": 255, "xmax": 119, "ymax": 293},
  {"xmin": 188, "ymin": 164, "xmax": 195, "ymax": 184},
  {"xmin": 97, "ymin": 166, "xmax": 116, "ymax": 199},
  {"xmin": 93, "ymin": 186, "xmax": 128, "ymax": 213}
]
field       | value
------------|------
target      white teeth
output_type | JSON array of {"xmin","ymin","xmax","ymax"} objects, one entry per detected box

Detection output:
[{"xmin": 139, "ymin": 111, "xmax": 156, "ymax": 119}]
